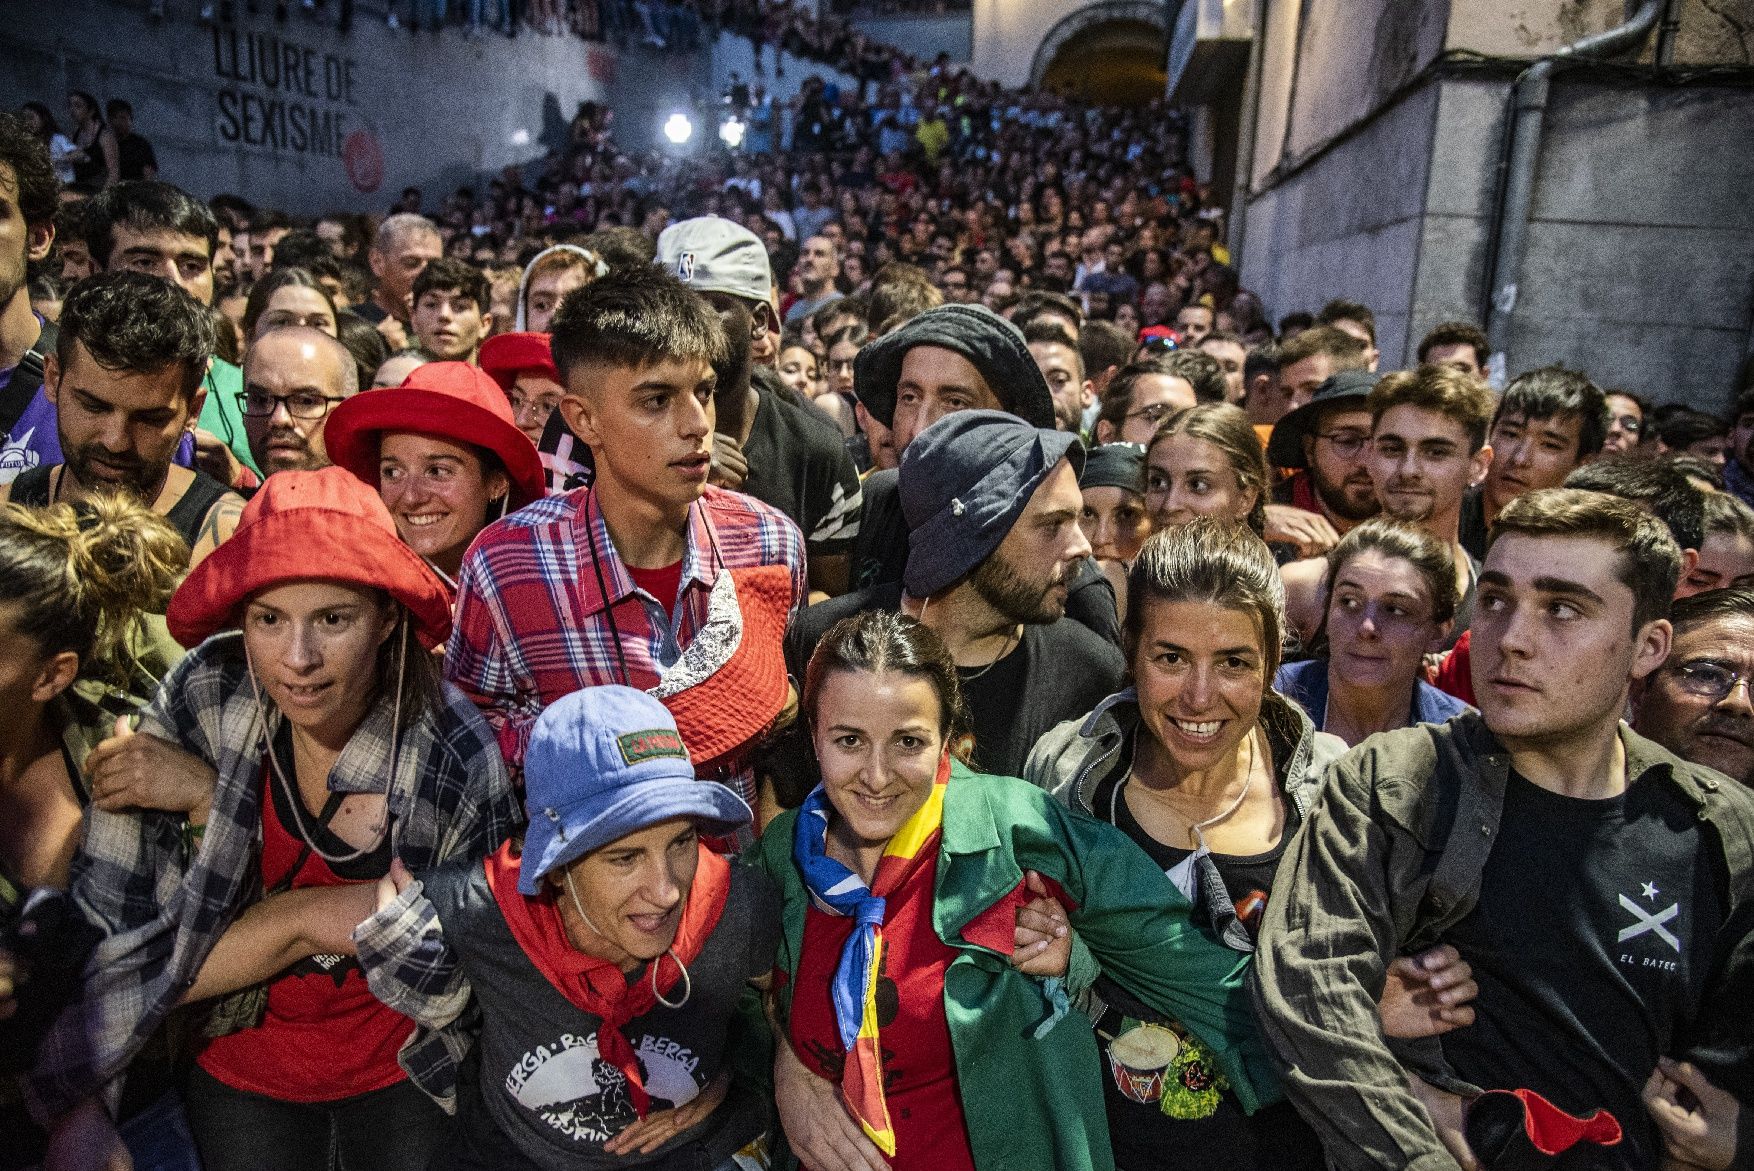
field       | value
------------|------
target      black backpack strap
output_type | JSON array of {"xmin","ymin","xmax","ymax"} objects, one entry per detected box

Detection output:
[
  {"xmin": 8, "ymin": 464, "xmax": 52, "ymax": 506},
  {"xmin": 1, "ymin": 320, "xmax": 56, "ymax": 439}
]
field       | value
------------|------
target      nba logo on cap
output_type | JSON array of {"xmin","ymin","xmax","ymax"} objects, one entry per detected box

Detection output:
[{"xmin": 678, "ymin": 252, "xmax": 696, "ymax": 282}]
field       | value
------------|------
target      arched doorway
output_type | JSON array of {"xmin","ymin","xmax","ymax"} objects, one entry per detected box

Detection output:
[{"xmin": 1031, "ymin": 1, "xmax": 1169, "ymax": 107}]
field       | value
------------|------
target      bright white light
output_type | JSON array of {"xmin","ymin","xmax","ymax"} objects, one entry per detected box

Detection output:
[
  {"xmin": 719, "ymin": 116, "xmax": 746, "ymax": 148},
  {"xmin": 663, "ymin": 113, "xmax": 694, "ymax": 145},
  {"xmin": 511, "ymin": 128, "xmax": 530, "ymax": 146}
]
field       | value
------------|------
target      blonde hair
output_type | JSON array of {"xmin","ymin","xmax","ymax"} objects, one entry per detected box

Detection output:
[{"xmin": 0, "ymin": 495, "xmax": 187, "ymax": 686}]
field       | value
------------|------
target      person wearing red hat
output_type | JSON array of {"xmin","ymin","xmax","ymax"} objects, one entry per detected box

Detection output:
[
  {"xmin": 481, "ymin": 331, "xmax": 567, "ymax": 451},
  {"xmin": 28, "ymin": 467, "xmax": 521, "ymax": 1171},
  {"xmin": 325, "ymin": 361, "xmax": 545, "ymax": 598}
]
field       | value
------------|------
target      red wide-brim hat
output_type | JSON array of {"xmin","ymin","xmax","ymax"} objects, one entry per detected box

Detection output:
[
  {"xmin": 479, "ymin": 331, "xmax": 560, "ymax": 390},
  {"xmin": 167, "ymin": 466, "xmax": 454, "ymax": 649},
  {"xmin": 648, "ymin": 564, "xmax": 793, "ymax": 768},
  {"xmin": 324, "ymin": 361, "xmax": 546, "ymax": 508}
]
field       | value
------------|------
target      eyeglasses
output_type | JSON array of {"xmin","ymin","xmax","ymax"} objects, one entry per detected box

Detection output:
[
  {"xmin": 1315, "ymin": 431, "xmax": 1370, "ymax": 458},
  {"xmin": 1123, "ymin": 402, "xmax": 1177, "ymax": 427},
  {"xmin": 1668, "ymin": 660, "xmax": 1754, "ymax": 702},
  {"xmin": 1612, "ymin": 415, "xmax": 1643, "ymax": 435},
  {"xmin": 237, "ymin": 390, "xmax": 349, "ymax": 419}
]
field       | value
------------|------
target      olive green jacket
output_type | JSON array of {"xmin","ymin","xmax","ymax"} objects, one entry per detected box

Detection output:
[{"xmin": 1252, "ymin": 713, "xmax": 1754, "ymax": 1171}]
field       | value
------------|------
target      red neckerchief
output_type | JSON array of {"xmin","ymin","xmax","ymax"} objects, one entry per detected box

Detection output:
[{"xmin": 483, "ymin": 839, "xmax": 731, "ymax": 1118}]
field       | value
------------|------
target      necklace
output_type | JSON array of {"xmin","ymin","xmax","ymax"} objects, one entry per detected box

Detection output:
[
  {"xmin": 1113, "ymin": 730, "xmax": 1256, "ymax": 853},
  {"xmin": 957, "ymin": 623, "xmax": 1021, "ymax": 680}
]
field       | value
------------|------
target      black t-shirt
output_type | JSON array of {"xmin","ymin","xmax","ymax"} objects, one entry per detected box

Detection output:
[
  {"xmin": 1459, "ymin": 484, "xmax": 1488, "ymax": 563},
  {"xmin": 846, "ymin": 469, "xmax": 1122, "ymax": 648},
  {"xmin": 1084, "ymin": 744, "xmax": 1322, "ymax": 1171},
  {"xmin": 742, "ymin": 374, "xmax": 862, "ymax": 559},
  {"xmin": 1441, "ymin": 769, "xmax": 1727, "ymax": 1169},
  {"xmin": 784, "ymin": 582, "xmax": 1125, "ymax": 778},
  {"xmin": 116, "ymin": 132, "xmax": 156, "ymax": 181}
]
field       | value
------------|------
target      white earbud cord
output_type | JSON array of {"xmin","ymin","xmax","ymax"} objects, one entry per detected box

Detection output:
[
  {"xmin": 563, "ymin": 867, "xmax": 693, "ymax": 1010},
  {"xmin": 245, "ymin": 613, "xmax": 407, "ymax": 866}
]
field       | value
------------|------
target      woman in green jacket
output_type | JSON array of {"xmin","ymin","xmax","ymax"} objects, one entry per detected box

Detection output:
[{"xmin": 751, "ymin": 608, "xmax": 1276, "ymax": 1171}]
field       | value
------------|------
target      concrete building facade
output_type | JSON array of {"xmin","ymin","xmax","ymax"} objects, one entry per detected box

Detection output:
[{"xmin": 1226, "ymin": 0, "xmax": 1754, "ymax": 404}]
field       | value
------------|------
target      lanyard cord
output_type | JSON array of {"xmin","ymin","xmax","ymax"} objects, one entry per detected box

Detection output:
[{"xmin": 585, "ymin": 491, "xmax": 727, "ymax": 689}]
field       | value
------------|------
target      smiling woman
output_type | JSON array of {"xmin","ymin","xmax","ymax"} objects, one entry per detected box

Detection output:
[
  {"xmin": 36, "ymin": 467, "xmax": 520, "ymax": 1171},
  {"xmin": 756, "ymin": 608, "xmax": 1287, "ymax": 1171},
  {"xmin": 323, "ymin": 362, "xmax": 544, "ymax": 594}
]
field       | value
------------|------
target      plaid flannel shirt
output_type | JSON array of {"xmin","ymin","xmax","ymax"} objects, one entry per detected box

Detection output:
[
  {"xmin": 27, "ymin": 633, "xmax": 521, "ymax": 1122},
  {"xmin": 444, "ymin": 483, "xmax": 807, "ymax": 806}
]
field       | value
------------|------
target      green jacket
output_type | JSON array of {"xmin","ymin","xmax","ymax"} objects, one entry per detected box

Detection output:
[
  {"xmin": 752, "ymin": 761, "xmax": 1278, "ymax": 1171},
  {"xmin": 197, "ymin": 357, "xmax": 259, "ymax": 476},
  {"xmin": 1252, "ymin": 713, "xmax": 1754, "ymax": 1171}
]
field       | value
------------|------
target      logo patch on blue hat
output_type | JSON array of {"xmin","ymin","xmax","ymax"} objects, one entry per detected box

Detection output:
[{"xmin": 617, "ymin": 729, "xmax": 687, "ymax": 764}]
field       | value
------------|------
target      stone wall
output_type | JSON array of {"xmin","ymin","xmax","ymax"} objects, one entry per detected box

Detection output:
[
  {"xmin": 0, "ymin": 0, "xmax": 614, "ymax": 213},
  {"xmin": 1235, "ymin": 0, "xmax": 1754, "ymax": 404}
]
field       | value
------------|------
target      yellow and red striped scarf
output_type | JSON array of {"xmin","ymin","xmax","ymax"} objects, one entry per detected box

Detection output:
[{"xmin": 792, "ymin": 753, "xmax": 951, "ymax": 1156}]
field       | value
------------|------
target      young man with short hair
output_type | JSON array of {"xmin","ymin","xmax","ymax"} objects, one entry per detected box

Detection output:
[
  {"xmin": 1174, "ymin": 302, "xmax": 1214, "ymax": 346},
  {"xmin": 1023, "ymin": 318, "xmax": 1093, "ymax": 434},
  {"xmin": 1417, "ymin": 321, "xmax": 1490, "ymax": 379},
  {"xmin": 1091, "ymin": 356, "xmax": 1198, "ymax": 447},
  {"xmin": 447, "ymin": 267, "xmax": 806, "ymax": 813},
  {"xmin": 1315, "ymin": 298, "xmax": 1380, "ymax": 370},
  {"xmin": 1197, "ymin": 329, "xmax": 1248, "ymax": 404},
  {"xmin": 1256, "ymin": 488, "xmax": 1754, "ymax": 1171},
  {"xmin": 81, "ymin": 179, "xmax": 258, "ymax": 479},
  {"xmin": 1635, "ymin": 586, "xmax": 1754, "ymax": 788},
  {"xmin": 656, "ymin": 216, "xmax": 862, "ymax": 597},
  {"xmin": 0, "ymin": 112, "xmax": 60, "ymax": 485},
  {"xmin": 784, "ymin": 235, "xmax": 842, "ymax": 325},
  {"xmin": 2, "ymin": 272, "xmax": 241, "ymax": 564},
  {"xmin": 1273, "ymin": 325, "xmax": 1369, "ymax": 418},
  {"xmin": 411, "ymin": 257, "xmax": 493, "ymax": 364},
  {"xmin": 1458, "ymin": 365, "xmax": 1607, "ymax": 559},
  {"xmin": 786, "ymin": 410, "xmax": 1124, "ymax": 778},
  {"xmin": 1282, "ymin": 365, "xmax": 1494, "ymax": 643}
]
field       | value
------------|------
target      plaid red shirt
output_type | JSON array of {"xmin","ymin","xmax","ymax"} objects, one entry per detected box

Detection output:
[{"xmin": 445, "ymin": 484, "xmax": 806, "ymax": 801}]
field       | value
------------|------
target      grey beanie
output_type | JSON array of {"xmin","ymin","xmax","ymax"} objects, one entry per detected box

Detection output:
[
  {"xmin": 1080, "ymin": 443, "xmax": 1147, "ymax": 495},
  {"xmin": 900, "ymin": 409, "xmax": 1085, "ymax": 598},
  {"xmin": 854, "ymin": 304, "xmax": 1056, "ymax": 431}
]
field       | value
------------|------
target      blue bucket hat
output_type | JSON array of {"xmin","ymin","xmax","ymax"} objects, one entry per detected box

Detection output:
[{"xmin": 518, "ymin": 686, "xmax": 752, "ymax": 895}]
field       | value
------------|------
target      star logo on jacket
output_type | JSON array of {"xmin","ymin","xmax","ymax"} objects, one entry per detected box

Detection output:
[{"xmin": 1618, "ymin": 881, "xmax": 1681, "ymax": 955}]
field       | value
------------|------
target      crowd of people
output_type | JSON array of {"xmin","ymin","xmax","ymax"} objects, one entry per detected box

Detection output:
[{"xmin": 4, "ymin": 12, "xmax": 1754, "ymax": 1171}]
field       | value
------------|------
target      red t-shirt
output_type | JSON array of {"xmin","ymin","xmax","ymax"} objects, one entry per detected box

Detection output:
[
  {"xmin": 627, "ymin": 559, "xmax": 685, "ymax": 622},
  {"xmin": 1433, "ymin": 629, "xmax": 1477, "ymax": 705},
  {"xmin": 198, "ymin": 771, "xmax": 414, "ymax": 1102},
  {"xmin": 789, "ymin": 851, "xmax": 977, "ymax": 1171}
]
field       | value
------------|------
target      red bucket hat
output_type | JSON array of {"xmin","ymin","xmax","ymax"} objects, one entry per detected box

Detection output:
[
  {"xmin": 479, "ymin": 331, "xmax": 560, "ymax": 392},
  {"xmin": 648, "ymin": 564, "xmax": 792, "ymax": 769},
  {"xmin": 167, "ymin": 467, "xmax": 453, "ymax": 650},
  {"xmin": 324, "ymin": 362, "xmax": 546, "ymax": 508}
]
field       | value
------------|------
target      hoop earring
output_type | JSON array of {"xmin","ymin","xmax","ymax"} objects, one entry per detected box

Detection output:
[{"xmin": 650, "ymin": 948, "xmax": 692, "ymax": 1010}]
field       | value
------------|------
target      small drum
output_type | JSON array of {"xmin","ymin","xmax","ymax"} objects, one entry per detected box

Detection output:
[{"xmin": 1107, "ymin": 1023, "xmax": 1183, "ymax": 1104}]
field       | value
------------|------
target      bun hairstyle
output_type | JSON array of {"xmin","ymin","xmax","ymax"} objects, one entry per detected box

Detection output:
[{"xmin": 0, "ymin": 495, "xmax": 188, "ymax": 687}]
